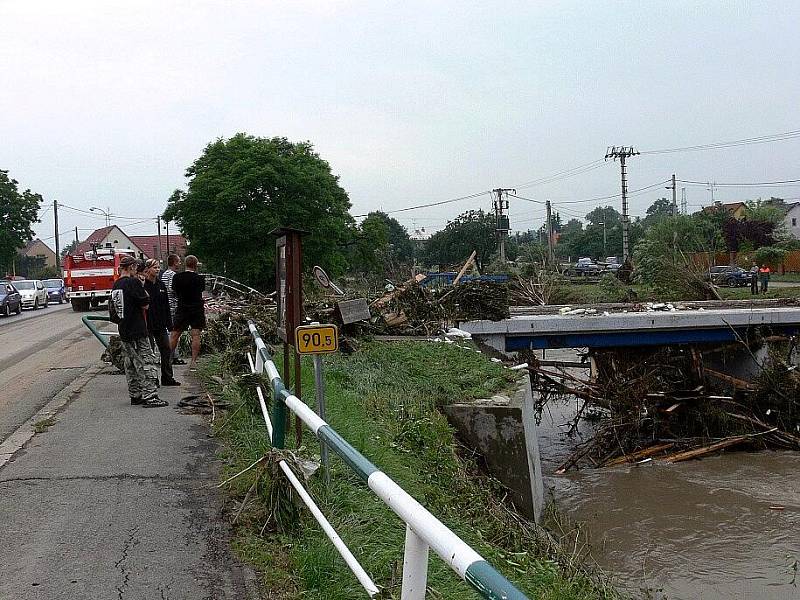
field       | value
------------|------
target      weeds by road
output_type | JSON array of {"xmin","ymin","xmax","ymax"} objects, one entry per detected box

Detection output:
[{"xmin": 202, "ymin": 341, "xmax": 620, "ymax": 600}]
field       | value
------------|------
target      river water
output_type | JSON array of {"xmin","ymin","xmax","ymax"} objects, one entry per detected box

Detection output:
[{"xmin": 536, "ymin": 352, "xmax": 800, "ymax": 600}]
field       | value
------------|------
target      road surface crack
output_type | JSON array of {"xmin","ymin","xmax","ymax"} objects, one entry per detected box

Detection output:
[{"xmin": 115, "ymin": 525, "xmax": 139, "ymax": 599}]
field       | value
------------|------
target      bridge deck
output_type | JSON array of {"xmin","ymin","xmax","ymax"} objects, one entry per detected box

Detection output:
[{"xmin": 462, "ymin": 305, "xmax": 800, "ymax": 350}]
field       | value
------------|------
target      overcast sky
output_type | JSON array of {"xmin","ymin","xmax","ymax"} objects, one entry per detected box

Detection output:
[{"xmin": 2, "ymin": 0, "xmax": 800, "ymax": 251}]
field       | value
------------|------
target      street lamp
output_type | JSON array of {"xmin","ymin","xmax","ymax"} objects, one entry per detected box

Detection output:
[{"xmin": 90, "ymin": 206, "xmax": 111, "ymax": 226}]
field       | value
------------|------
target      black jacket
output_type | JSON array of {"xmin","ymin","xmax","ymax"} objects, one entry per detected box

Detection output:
[{"xmin": 143, "ymin": 278, "xmax": 173, "ymax": 333}]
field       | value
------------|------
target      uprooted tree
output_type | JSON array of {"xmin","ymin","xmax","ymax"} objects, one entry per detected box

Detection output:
[{"xmin": 633, "ymin": 215, "xmax": 722, "ymax": 299}]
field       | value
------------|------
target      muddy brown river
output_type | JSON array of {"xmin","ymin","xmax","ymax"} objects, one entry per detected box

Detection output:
[{"xmin": 536, "ymin": 353, "xmax": 800, "ymax": 599}]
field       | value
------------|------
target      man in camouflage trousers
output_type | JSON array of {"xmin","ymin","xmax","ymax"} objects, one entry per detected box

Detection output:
[{"xmin": 110, "ymin": 255, "xmax": 167, "ymax": 408}]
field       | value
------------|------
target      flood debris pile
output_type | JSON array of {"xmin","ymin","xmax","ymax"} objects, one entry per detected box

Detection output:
[
  {"xmin": 363, "ymin": 278, "xmax": 510, "ymax": 335},
  {"xmin": 529, "ymin": 336, "xmax": 800, "ymax": 472}
]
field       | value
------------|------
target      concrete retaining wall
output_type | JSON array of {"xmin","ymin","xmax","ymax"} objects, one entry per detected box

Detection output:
[{"xmin": 442, "ymin": 374, "xmax": 543, "ymax": 522}]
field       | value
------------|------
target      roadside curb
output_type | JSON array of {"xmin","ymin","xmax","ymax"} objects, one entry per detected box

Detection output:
[{"xmin": 0, "ymin": 362, "xmax": 105, "ymax": 471}]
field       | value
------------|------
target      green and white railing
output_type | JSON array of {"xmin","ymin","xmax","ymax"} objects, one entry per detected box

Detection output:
[
  {"xmin": 247, "ymin": 320, "xmax": 528, "ymax": 600},
  {"xmin": 82, "ymin": 315, "xmax": 113, "ymax": 347}
]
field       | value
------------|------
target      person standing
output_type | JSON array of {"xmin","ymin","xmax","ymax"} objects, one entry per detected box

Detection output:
[
  {"xmin": 759, "ymin": 264, "xmax": 771, "ymax": 294},
  {"xmin": 750, "ymin": 263, "xmax": 759, "ymax": 296},
  {"xmin": 111, "ymin": 255, "xmax": 168, "ymax": 408},
  {"xmin": 161, "ymin": 254, "xmax": 186, "ymax": 365},
  {"xmin": 143, "ymin": 259, "xmax": 180, "ymax": 387},
  {"xmin": 169, "ymin": 255, "xmax": 206, "ymax": 370}
]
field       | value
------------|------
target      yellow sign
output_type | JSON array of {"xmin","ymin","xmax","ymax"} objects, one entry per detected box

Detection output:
[{"xmin": 295, "ymin": 324, "xmax": 339, "ymax": 355}]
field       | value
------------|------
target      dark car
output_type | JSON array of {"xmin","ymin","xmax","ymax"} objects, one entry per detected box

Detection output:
[
  {"xmin": 709, "ymin": 266, "xmax": 752, "ymax": 287},
  {"xmin": 0, "ymin": 281, "xmax": 23, "ymax": 316},
  {"xmin": 44, "ymin": 278, "xmax": 66, "ymax": 304}
]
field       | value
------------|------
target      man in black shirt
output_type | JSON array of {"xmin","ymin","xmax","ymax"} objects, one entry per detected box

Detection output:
[
  {"xmin": 143, "ymin": 259, "xmax": 180, "ymax": 387},
  {"xmin": 111, "ymin": 255, "xmax": 167, "ymax": 407},
  {"xmin": 169, "ymin": 254, "xmax": 206, "ymax": 370}
]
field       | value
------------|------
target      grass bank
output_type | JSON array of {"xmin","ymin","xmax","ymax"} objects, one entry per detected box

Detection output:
[{"xmin": 202, "ymin": 340, "xmax": 618, "ymax": 600}]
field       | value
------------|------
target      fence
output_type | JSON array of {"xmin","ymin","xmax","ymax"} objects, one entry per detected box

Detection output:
[
  {"xmin": 247, "ymin": 321, "xmax": 528, "ymax": 599},
  {"xmin": 692, "ymin": 250, "xmax": 800, "ymax": 272}
]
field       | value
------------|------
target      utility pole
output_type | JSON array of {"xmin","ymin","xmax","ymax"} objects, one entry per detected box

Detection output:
[
  {"xmin": 707, "ymin": 181, "xmax": 717, "ymax": 204},
  {"xmin": 157, "ymin": 216, "xmax": 163, "ymax": 260},
  {"xmin": 666, "ymin": 174, "xmax": 677, "ymax": 216},
  {"xmin": 545, "ymin": 200, "xmax": 554, "ymax": 265},
  {"xmin": 53, "ymin": 200, "xmax": 60, "ymax": 267},
  {"xmin": 165, "ymin": 219, "xmax": 170, "ymax": 254},
  {"xmin": 681, "ymin": 187, "xmax": 687, "ymax": 215},
  {"xmin": 492, "ymin": 188, "xmax": 515, "ymax": 262},
  {"xmin": 605, "ymin": 146, "xmax": 639, "ymax": 262},
  {"xmin": 602, "ymin": 208, "xmax": 607, "ymax": 256},
  {"xmin": 75, "ymin": 226, "xmax": 79, "ymax": 246}
]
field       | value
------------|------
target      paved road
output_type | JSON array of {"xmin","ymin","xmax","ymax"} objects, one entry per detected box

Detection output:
[
  {"xmin": 0, "ymin": 310, "xmax": 256, "ymax": 598},
  {"xmin": 0, "ymin": 304, "xmax": 108, "ymax": 441}
]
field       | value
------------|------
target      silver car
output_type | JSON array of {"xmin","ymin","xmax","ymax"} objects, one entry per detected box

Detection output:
[{"xmin": 14, "ymin": 280, "xmax": 49, "ymax": 310}]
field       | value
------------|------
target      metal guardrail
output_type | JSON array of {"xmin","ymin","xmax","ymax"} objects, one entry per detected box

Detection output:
[
  {"xmin": 82, "ymin": 315, "xmax": 113, "ymax": 347},
  {"xmin": 246, "ymin": 320, "xmax": 528, "ymax": 600}
]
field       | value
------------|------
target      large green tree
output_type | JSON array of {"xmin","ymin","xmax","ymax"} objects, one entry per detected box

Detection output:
[
  {"xmin": 0, "ymin": 169, "xmax": 43, "ymax": 274},
  {"xmin": 164, "ymin": 134, "xmax": 354, "ymax": 289},
  {"xmin": 643, "ymin": 197, "xmax": 675, "ymax": 227},
  {"xmin": 423, "ymin": 209, "xmax": 497, "ymax": 270}
]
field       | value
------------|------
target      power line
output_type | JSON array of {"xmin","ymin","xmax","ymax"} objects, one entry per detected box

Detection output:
[
  {"xmin": 352, "ymin": 190, "xmax": 491, "ymax": 218},
  {"xmin": 677, "ymin": 178, "xmax": 800, "ymax": 187},
  {"xmin": 641, "ymin": 128, "xmax": 800, "ymax": 155},
  {"xmin": 512, "ymin": 159, "xmax": 609, "ymax": 190},
  {"xmin": 56, "ymin": 202, "xmax": 154, "ymax": 221},
  {"xmin": 511, "ymin": 179, "xmax": 670, "ymax": 207}
]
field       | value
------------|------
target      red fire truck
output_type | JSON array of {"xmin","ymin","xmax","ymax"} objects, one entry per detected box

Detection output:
[{"xmin": 64, "ymin": 246, "xmax": 137, "ymax": 311}]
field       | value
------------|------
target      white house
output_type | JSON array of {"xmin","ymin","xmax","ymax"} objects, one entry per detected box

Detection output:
[{"xmin": 783, "ymin": 203, "xmax": 800, "ymax": 239}]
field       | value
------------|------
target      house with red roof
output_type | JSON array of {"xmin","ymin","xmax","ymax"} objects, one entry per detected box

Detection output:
[{"xmin": 73, "ymin": 225, "xmax": 187, "ymax": 260}]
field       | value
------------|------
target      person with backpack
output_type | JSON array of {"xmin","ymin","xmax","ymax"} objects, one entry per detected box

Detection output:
[{"xmin": 110, "ymin": 255, "xmax": 168, "ymax": 408}]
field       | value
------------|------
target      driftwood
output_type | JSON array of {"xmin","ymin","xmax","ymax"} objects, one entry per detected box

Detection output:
[{"xmin": 603, "ymin": 442, "xmax": 675, "ymax": 466}]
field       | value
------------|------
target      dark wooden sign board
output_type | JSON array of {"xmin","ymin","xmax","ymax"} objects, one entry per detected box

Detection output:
[
  {"xmin": 271, "ymin": 227, "xmax": 308, "ymax": 446},
  {"xmin": 336, "ymin": 298, "xmax": 371, "ymax": 324}
]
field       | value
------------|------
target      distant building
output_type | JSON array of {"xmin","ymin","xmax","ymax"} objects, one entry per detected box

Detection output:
[
  {"xmin": 410, "ymin": 227, "xmax": 432, "ymax": 242},
  {"xmin": 782, "ymin": 202, "xmax": 800, "ymax": 239},
  {"xmin": 129, "ymin": 234, "xmax": 188, "ymax": 259},
  {"xmin": 74, "ymin": 225, "xmax": 188, "ymax": 260},
  {"xmin": 18, "ymin": 238, "xmax": 57, "ymax": 268},
  {"xmin": 701, "ymin": 201, "xmax": 747, "ymax": 220}
]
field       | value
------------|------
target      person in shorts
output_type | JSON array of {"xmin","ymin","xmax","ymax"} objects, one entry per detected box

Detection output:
[
  {"xmin": 169, "ymin": 255, "xmax": 206, "ymax": 370},
  {"xmin": 161, "ymin": 254, "xmax": 186, "ymax": 365},
  {"xmin": 111, "ymin": 255, "xmax": 167, "ymax": 408}
]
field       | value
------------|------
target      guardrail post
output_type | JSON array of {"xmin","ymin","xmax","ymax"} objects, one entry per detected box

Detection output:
[
  {"xmin": 400, "ymin": 524, "xmax": 429, "ymax": 600},
  {"xmin": 271, "ymin": 380, "xmax": 287, "ymax": 449}
]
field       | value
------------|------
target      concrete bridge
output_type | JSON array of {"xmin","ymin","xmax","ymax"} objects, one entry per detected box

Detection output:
[{"xmin": 461, "ymin": 300, "xmax": 800, "ymax": 353}]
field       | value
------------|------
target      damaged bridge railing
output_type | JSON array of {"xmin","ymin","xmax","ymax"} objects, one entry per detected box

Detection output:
[{"xmin": 246, "ymin": 320, "xmax": 527, "ymax": 600}]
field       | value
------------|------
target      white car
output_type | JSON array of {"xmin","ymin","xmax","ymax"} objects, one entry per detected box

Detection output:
[{"xmin": 14, "ymin": 280, "xmax": 49, "ymax": 310}]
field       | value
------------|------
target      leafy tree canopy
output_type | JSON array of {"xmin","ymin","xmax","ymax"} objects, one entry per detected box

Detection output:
[
  {"xmin": 561, "ymin": 218, "xmax": 583, "ymax": 236},
  {"xmin": 744, "ymin": 199, "xmax": 785, "ymax": 226},
  {"xmin": 423, "ymin": 209, "xmax": 497, "ymax": 270},
  {"xmin": 164, "ymin": 134, "xmax": 354, "ymax": 289},
  {"xmin": 585, "ymin": 205, "xmax": 620, "ymax": 227},
  {"xmin": 0, "ymin": 169, "xmax": 43, "ymax": 274},
  {"xmin": 360, "ymin": 211, "xmax": 414, "ymax": 263},
  {"xmin": 643, "ymin": 197, "xmax": 675, "ymax": 227}
]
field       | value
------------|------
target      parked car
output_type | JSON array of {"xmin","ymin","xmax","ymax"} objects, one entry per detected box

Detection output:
[
  {"xmin": 44, "ymin": 278, "xmax": 66, "ymax": 304},
  {"xmin": 0, "ymin": 281, "xmax": 23, "ymax": 316},
  {"xmin": 14, "ymin": 279, "xmax": 49, "ymax": 309},
  {"xmin": 568, "ymin": 260, "xmax": 601, "ymax": 276},
  {"xmin": 709, "ymin": 266, "xmax": 752, "ymax": 287}
]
